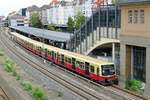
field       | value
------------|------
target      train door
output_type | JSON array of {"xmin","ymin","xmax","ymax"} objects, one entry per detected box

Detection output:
[
  {"xmin": 72, "ymin": 58, "xmax": 76, "ymax": 69},
  {"xmin": 61, "ymin": 54, "xmax": 64, "ymax": 65},
  {"xmin": 85, "ymin": 62, "xmax": 90, "ymax": 75}
]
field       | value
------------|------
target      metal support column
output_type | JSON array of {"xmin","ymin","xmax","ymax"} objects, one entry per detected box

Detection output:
[
  {"xmin": 115, "ymin": 5, "xmax": 118, "ymax": 39},
  {"xmin": 112, "ymin": 43, "xmax": 115, "ymax": 63},
  {"xmin": 98, "ymin": 7, "xmax": 101, "ymax": 41},
  {"xmin": 91, "ymin": 14, "xmax": 94, "ymax": 47},
  {"xmin": 79, "ymin": 30, "xmax": 82, "ymax": 53},
  {"xmin": 106, "ymin": 1, "xmax": 109, "ymax": 38},
  {"xmin": 85, "ymin": 20, "xmax": 88, "ymax": 52}
]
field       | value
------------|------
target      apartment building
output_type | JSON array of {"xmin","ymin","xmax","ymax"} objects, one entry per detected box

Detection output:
[{"xmin": 119, "ymin": 0, "xmax": 150, "ymax": 97}]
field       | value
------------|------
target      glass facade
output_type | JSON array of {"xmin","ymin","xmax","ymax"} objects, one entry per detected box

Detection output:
[{"xmin": 133, "ymin": 46, "xmax": 146, "ymax": 82}]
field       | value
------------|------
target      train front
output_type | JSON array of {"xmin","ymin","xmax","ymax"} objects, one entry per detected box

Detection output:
[{"xmin": 100, "ymin": 64, "xmax": 118, "ymax": 85}]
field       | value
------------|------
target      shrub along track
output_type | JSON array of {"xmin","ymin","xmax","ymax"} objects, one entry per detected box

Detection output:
[
  {"xmin": 1, "ymin": 29, "xmax": 148, "ymax": 100},
  {"xmin": 0, "ymin": 31, "xmax": 107, "ymax": 100}
]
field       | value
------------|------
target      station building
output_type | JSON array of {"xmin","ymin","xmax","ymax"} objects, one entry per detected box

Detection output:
[{"xmin": 119, "ymin": 0, "xmax": 150, "ymax": 97}]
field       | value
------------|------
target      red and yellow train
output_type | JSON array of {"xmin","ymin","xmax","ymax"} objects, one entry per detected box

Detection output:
[{"xmin": 11, "ymin": 32, "xmax": 118, "ymax": 85}]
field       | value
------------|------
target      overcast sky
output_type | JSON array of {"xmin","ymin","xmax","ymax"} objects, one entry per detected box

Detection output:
[{"xmin": 0, "ymin": 0, "xmax": 52, "ymax": 16}]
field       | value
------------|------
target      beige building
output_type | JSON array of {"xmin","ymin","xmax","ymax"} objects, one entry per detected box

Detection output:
[{"xmin": 119, "ymin": 0, "xmax": 150, "ymax": 97}]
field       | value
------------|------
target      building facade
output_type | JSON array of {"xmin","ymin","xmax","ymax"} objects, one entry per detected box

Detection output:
[
  {"xmin": 119, "ymin": 0, "xmax": 150, "ymax": 97},
  {"xmin": 8, "ymin": 14, "xmax": 29, "ymax": 26},
  {"xmin": 41, "ymin": 5, "xmax": 50, "ymax": 25}
]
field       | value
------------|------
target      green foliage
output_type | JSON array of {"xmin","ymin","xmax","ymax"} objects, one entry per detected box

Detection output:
[
  {"xmin": 112, "ymin": 0, "xmax": 119, "ymax": 4},
  {"xmin": 30, "ymin": 13, "xmax": 42, "ymax": 28},
  {"xmin": 125, "ymin": 80, "xmax": 142, "ymax": 92},
  {"xmin": 58, "ymin": 91, "xmax": 63, "ymax": 97},
  {"xmin": 4, "ymin": 58, "xmax": 14, "ymax": 72},
  {"xmin": 74, "ymin": 11, "xmax": 85, "ymax": 30},
  {"xmin": 32, "ymin": 86, "xmax": 47, "ymax": 100},
  {"xmin": 56, "ymin": 28, "xmax": 62, "ymax": 32},
  {"xmin": 67, "ymin": 17, "xmax": 74, "ymax": 32},
  {"xmin": 0, "ymin": 49, "xmax": 4, "ymax": 56},
  {"xmin": 16, "ymin": 75, "xmax": 21, "ymax": 81},
  {"xmin": 12, "ymin": 69, "xmax": 17, "ymax": 76},
  {"xmin": 47, "ymin": 24, "xmax": 55, "ymax": 31},
  {"xmin": 21, "ymin": 81, "xmax": 47, "ymax": 100},
  {"xmin": 21, "ymin": 81, "xmax": 33, "ymax": 92}
]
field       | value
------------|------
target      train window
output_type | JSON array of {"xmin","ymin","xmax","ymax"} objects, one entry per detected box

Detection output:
[
  {"xmin": 101, "ymin": 65, "xmax": 115, "ymax": 76},
  {"xmin": 68, "ymin": 58, "xmax": 71, "ymax": 63},
  {"xmin": 90, "ymin": 65, "xmax": 95, "ymax": 73},
  {"xmin": 65, "ymin": 57, "xmax": 68, "ymax": 62},
  {"xmin": 54, "ymin": 53, "xmax": 57, "ymax": 58},
  {"xmin": 97, "ymin": 68, "xmax": 99, "ymax": 75},
  {"xmin": 80, "ymin": 62, "xmax": 85, "ymax": 69},
  {"xmin": 76, "ymin": 61, "xmax": 80, "ymax": 67}
]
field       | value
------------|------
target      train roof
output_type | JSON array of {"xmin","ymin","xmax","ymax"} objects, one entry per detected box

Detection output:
[
  {"xmin": 11, "ymin": 32, "xmax": 114, "ymax": 66},
  {"xmin": 9, "ymin": 26, "xmax": 73, "ymax": 42}
]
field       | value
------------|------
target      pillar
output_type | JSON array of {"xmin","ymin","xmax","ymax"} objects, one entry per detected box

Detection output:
[
  {"xmin": 119, "ymin": 43, "xmax": 126, "ymax": 88},
  {"xmin": 112, "ymin": 43, "xmax": 115, "ymax": 63},
  {"xmin": 144, "ymin": 46, "xmax": 150, "ymax": 98}
]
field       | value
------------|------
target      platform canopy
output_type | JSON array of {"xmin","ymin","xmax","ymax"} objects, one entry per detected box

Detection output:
[{"xmin": 9, "ymin": 26, "xmax": 73, "ymax": 42}]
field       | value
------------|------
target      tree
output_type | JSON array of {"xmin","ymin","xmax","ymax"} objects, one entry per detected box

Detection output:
[
  {"xmin": 112, "ymin": 0, "xmax": 119, "ymax": 4},
  {"xmin": 74, "ymin": 11, "xmax": 85, "ymax": 30},
  {"xmin": 47, "ymin": 24, "xmax": 55, "ymax": 31},
  {"xmin": 67, "ymin": 17, "xmax": 74, "ymax": 33},
  {"xmin": 30, "ymin": 13, "xmax": 42, "ymax": 28}
]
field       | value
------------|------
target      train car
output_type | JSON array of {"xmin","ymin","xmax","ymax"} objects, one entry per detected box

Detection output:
[{"xmin": 11, "ymin": 32, "xmax": 118, "ymax": 85}]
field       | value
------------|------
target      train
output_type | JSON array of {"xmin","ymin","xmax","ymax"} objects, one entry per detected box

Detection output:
[{"xmin": 10, "ymin": 32, "xmax": 118, "ymax": 85}]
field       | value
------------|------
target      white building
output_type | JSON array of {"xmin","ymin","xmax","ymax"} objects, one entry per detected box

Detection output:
[
  {"xmin": 41, "ymin": 5, "xmax": 50, "ymax": 25},
  {"xmin": 8, "ymin": 14, "xmax": 29, "ymax": 26},
  {"xmin": 47, "ymin": 0, "xmax": 74, "ymax": 25}
]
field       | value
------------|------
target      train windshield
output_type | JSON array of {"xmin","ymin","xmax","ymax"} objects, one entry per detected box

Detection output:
[{"xmin": 101, "ymin": 64, "xmax": 115, "ymax": 76}]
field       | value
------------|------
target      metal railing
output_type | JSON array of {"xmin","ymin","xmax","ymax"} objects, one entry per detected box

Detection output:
[{"xmin": 69, "ymin": 4, "xmax": 121, "ymax": 53}]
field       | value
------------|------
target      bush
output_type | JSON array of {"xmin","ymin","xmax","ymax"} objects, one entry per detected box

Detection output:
[
  {"xmin": 0, "ymin": 49, "xmax": 4, "ymax": 56},
  {"xmin": 125, "ymin": 79, "xmax": 142, "ymax": 92},
  {"xmin": 48, "ymin": 24, "xmax": 55, "ymax": 31},
  {"xmin": 16, "ymin": 75, "xmax": 21, "ymax": 81},
  {"xmin": 32, "ymin": 86, "xmax": 47, "ymax": 100},
  {"xmin": 58, "ymin": 91, "xmax": 63, "ymax": 97},
  {"xmin": 12, "ymin": 70, "xmax": 17, "ymax": 76},
  {"xmin": 56, "ymin": 28, "xmax": 62, "ymax": 32},
  {"xmin": 21, "ymin": 81, "xmax": 47, "ymax": 100},
  {"xmin": 21, "ymin": 81, "xmax": 33, "ymax": 92},
  {"xmin": 4, "ymin": 59, "xmax": 14, "ymax": 72}
]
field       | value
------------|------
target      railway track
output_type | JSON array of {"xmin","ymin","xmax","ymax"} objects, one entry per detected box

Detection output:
[
  {"xmin": 0, "ymin": 86, "xmax": 10, "ymax": 100},
  {"xmin": 0, "ymin": 29, "xmax": 107, "ymax": 100},
  {"xmin": 1, "ymin": 28, "xmax": 148, "ymax": 100}
]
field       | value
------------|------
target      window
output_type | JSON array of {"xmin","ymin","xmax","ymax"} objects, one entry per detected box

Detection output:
[
  {"xmin": 80, "ymin": 62, "xmax": 85, "ymax": 69},
  {"xmin": 90, "ymin": 66, "xmax": 95, "ymax": 73},
  {"xmin": 68, "ymin": 58, "xmax": 71, "ymax": 63},
  {"xmin": 76, "ymin": 61, "xmax": 80, "ymax": 67},
  {"xmin": 133, "ymin": 46, "xmax": 146, "ymax": 82},
  {"xmin": 128, "ymin": 10, "xmax": 133, "ymax": 23},
  {"xmin": 134, "ymin": 10, "xmax": 138, "ymax": 23},
  {"xmin": 140, "ymin": 10, "xmax": 144, "ymax": 24}
]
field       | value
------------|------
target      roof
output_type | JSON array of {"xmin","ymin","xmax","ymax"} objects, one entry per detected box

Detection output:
[
  {"xmin": 9, "ymin": 26, "xmax": 72, "ymax": 42},
  {"xmin": 9, "ymin": 14, "xmax": 25, "ymax": 19},
  {"xmin": 41, "ymin": 5, "xmax": 51, "ymax": 10},
  {"xmin": 27, "ymin": 5, "xmax": 40, "ymax": 12},
  {"xmin": 119, "ymin": 0, "xmax": 150, "ymax": 5}
]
